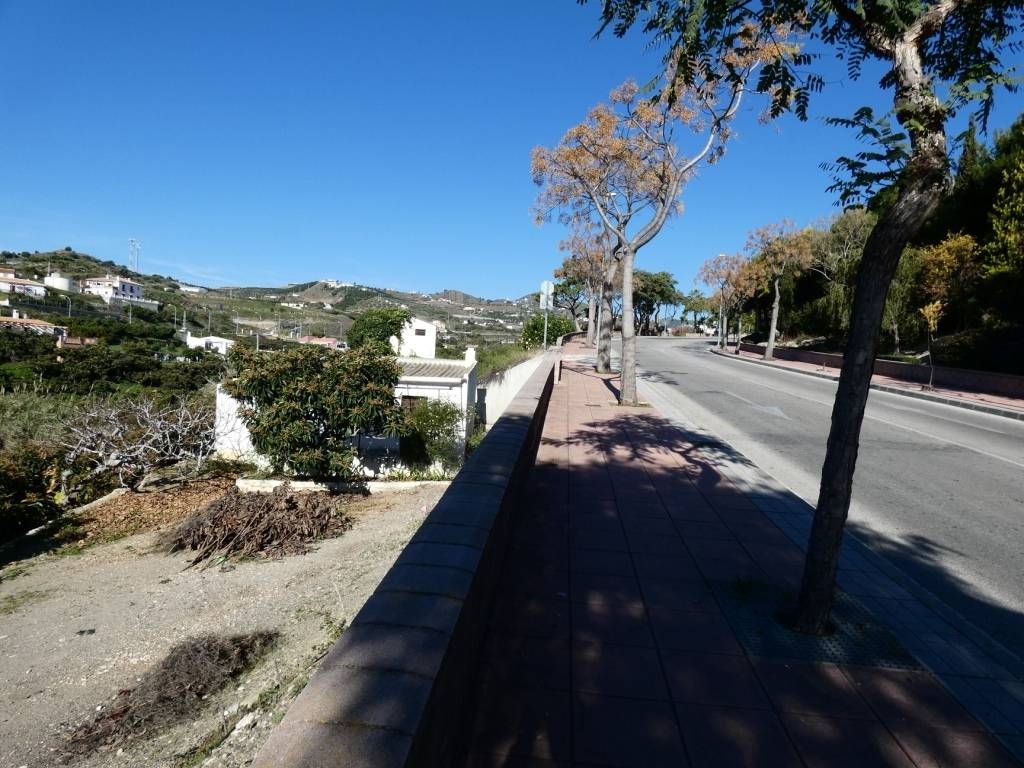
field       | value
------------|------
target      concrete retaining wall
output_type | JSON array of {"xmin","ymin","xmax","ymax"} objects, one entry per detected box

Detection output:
[
  {"xmin": 251, "ymin": 349, "xmax": 560, "ymax": 768},
  {"xmin": 739, "ymin": 342, "xmax": 1024, "ymax": 398},
  {"xmin": 476, "ymin": 353, "xmax": 545, "ymax": 426}
]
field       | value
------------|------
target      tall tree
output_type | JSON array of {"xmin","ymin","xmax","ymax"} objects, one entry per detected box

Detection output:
[
  {"xmin": 747, "ymin": 222, "xmax": 814, "ymax": 358},
  {"xmin": 633, "ymin": 270, "xmax": 681, "ymax": 335},
  {"xmin": 698, "ymin": 253, "xmax": 747, "ymax": 347},
  {"xmin": 587, "ymin": 0, "xmax": 1021, "ymax": 633},
  {"xmin": 532, "ymin": 37, "xmax": 779, "ymax": 403},
  {"xmin": 557, "ymin": 230, "xmax": 608, "ymax": 346}
]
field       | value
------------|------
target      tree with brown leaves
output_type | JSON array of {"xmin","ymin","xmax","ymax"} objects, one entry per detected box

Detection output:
[
  {"xmin": 532, "ymin": 40, "xmax": 776, "ymax": 403},
  {"xmin": 746, "ymin": 221, "xmax": 814, "ymax": 359}
]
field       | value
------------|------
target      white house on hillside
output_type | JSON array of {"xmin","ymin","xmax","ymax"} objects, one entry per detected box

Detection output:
[
  {"xmin": 390, "ymin": 316, "xmax": 437, "ymax": 358},
  {"xmin": 0, "ymin": 267, "xmax": 47, "ymax": 298},
  {"xmin": 185, "ymin": 332, "xmax": 235, "ymax": 356},
  {"xmin": 44, "ymin": 271, "xmax": 78, "ymax": 292},
  {"xmin": 84, "ymin": 274, "xmax": 160, "ymax": 311},
  {"xmin": 395, "ymin": 349, "xmax": 477, "ymax": 439}
]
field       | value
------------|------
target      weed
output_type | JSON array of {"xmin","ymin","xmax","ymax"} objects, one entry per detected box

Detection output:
[
  {"xmin": 0, "ymin": 588, "xmax": 51, "ymax": 615},
  {"xmin": 63, "ymin": 631, "xmax": 278, "ymax": 758}
]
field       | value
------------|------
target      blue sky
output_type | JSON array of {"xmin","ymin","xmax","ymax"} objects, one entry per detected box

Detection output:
[{"xmin": 0, "ymin": 1, "xmax": 1020, "ymax": 297}]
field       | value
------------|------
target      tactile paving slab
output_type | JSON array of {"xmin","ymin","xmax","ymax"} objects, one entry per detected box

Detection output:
[{"xmin": 714, "ymin": 580, "xmax": 923, "ymax": 670}]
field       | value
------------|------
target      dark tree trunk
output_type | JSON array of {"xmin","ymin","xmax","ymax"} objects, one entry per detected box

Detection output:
[{"xmin": 793, "ymin": 41, "xmax": 951, "ymax": 635}]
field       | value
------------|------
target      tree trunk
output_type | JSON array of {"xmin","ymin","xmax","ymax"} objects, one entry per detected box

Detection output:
[
  {"xmin": 586, "ymin": 286, "xmax": 597, "ymax": 347},
  {"xmin": 793, "ymin": 41, "xmax": 950, "ymax": 635},
  {"xmin": 892, "ymin": 321, "xmax": 901, "ymax": 355},
  {"xmin": 620, "ymin": 249, "xmax": 638, "ymax": 405},
  {"xmin": 718, "ymin": 299, "xmax": 726, "ymax": 348},
  {"xmin": 765, "ymin": 277, "xmax": 781, "ymax": 360},
  {"xmin": 735, "ymin": 317, "xmax": 742, "ymax": 354},
  {"xmin": 927, "ymin": 333, "xmax": 935, "ymax": 388},
  {"xmin": 597, "ymin": 276, "xmax": 615, "ymax": 373}
]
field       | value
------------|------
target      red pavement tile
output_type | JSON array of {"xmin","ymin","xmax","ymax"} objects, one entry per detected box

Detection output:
[
  {"xmin": 621, "ymin": 516, "xmax": 678, "ymax": 536},
  {"xmin": 491, "ymin": 593, "xmax": 570, "ymax": 640},
  {"xmin": 570, "ymin": 572, "xmax": 644, "ymax": 607},
  {"xmin": 640, "ymin": 578, "xmax": 720, "ymax": 613},
  {"xmin": 481, "ymin": 634, "xmax": 571, "ymax": 692},
  {"xmin": 569, "ymin": 548, "xmax": 634, "ymax": 578},
  {"xmin": 663, "ymin": 651, "xmax": 770, "ymax": 708},
  {"xmin": 686, "ymin": 539, "xmax": 765, "ymax": 582},
  {"xmin": 573, "ymin": 692, "xmax": 690, "ymax": 767},
  {"xmin": 649, "ymin": 607, "xmax": 743, "ymax": 654},
  {"xmin": 840, "ymin": 666, "xmax": 984, "ymax": 731},
  {"xmin": 634, "ymin": 551, "xmax": 704, "ymax": 582},
  {"xmin": 572, "ymin": 641, "xmax": 670, "ymax": 699},
  {"xmin": 889, "ymin": 724, "xmax": 1022, "ymax": 768},
  {"xmin": 571, "ymin": 527, "xmax": 629, "ymax": 552},
  {"xmin": 781, "ymin": 712, "xmax": 917, "ymax": 767},
  {"xmin": 464, "ymin": 754, "xmax": 570, "ymax": 768},
  {"xmin": 572, "ymin": 599, "xmax": 655, "ymax": 647},
  {"xmin": 676, "ymin": 704, "xmax": 803, "ymax": 768},
  {"xmin": 470, "ymin": 686, "xmax": 572, "ymax": 763},
  {"xmin": 754, "ymin": 660, "xmax": 875, "ymax": 720},
  {"xmin": 675, "ymin": 520, "xmax": 736, "ymax": 540},
  {"xmin": 626, "ymin": 531, "xmax": 690, "ymax": 556}
]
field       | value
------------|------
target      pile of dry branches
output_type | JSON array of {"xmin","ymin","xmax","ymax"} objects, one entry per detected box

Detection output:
[
  {"xmin": 161, "ymin": 484, "xmax": 353, "ymax": 565},
  {"xmin": 63, "ymin": 631, "xmax": 276, "ymax": 758}
]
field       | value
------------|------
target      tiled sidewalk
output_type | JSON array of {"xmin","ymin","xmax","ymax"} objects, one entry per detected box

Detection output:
[{"xmin": 461, "ymin": 359, "xmax": 1021, "ymax": 767}]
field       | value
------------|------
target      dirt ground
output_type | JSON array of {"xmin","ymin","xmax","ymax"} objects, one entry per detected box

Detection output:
[{"xmin": 0, "ymin": 481, "xmax": 446, "ymax": 768}]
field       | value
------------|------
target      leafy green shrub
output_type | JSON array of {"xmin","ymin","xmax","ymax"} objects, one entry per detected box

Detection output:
[
  {"xmin": 0, "ymin": 444, "xmax": 62, "ymax": 544},
  {"xmin": 346, "ymin": 308, "xmax": 412, "ymax": 349},
  {"xmin": 400, "ymin": 399, "xmax": 465, "ymax": 471},
  {"xmin": 520, "ymin": 314, "xmax": 576, "ymax": 349},
  {"xmin": 475, "ymin": 344, "xmax": 537, "ymax": 381},
  {"xmin": 226, "ymin": 344, "xmax": 403, "ymax": 478}
]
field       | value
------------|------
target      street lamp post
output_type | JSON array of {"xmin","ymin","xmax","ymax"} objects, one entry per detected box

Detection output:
[{"xmin": 63, "ymin": 296, "xmax": 72, "ymax": 318}]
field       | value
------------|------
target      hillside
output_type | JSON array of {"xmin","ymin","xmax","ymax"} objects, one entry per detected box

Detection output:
[{"xmin": 0, "ymin": 249, "xmax": 540, "ymax": 344}]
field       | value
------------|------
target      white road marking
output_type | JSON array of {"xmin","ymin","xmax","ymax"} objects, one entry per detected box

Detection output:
[
  {"xmin": 725, "ymin": 391, "xmax": 791, "ymax": 420},
  {"xmin": 657, "ymin": 346, "xmax": 1024, "ymax": 471}
]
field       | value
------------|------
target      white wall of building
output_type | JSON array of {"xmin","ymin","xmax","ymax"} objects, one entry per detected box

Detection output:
[
  {"xmin": 186, "ymin": 332, "xmax": 235, "ymax": 355},
  {"xmin": 476, "ymin": 353, "xmax": 544, "ymax": 427},
  {"xmin": 44, "ymin": 273, "xmax": 78, "ymax": 292},
  {"xmin": 391, "ymin": 317, "xmax": 437, "ymax": 358}
]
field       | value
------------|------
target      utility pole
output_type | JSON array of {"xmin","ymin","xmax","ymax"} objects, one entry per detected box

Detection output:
[{"xmin": 128, "ymin": 239, "xmax": 140, "ymax": 273}]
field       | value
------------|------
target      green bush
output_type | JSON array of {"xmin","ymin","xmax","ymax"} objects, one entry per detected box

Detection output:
[
  {"xmin": 399, "ymin": 400, "xmax": 465, "ymax": 471},
  {"xmin": 226, "ymin": 344, "xmax": 403, "ymax": 478},
  {"xmin": 0, "ymin": 444, "xmax": 62, "ymax": 544},
  {"xmin": 520, "ymin": 315, "xmax": 576, "ymax": 349},
  {"xmin": 346, "ymin": 308, "xmax": 411, "ymax": 349}
]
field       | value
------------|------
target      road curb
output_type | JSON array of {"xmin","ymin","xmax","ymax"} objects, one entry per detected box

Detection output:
[{"xmin": 709, "ymin": 348, "xmax": 1024, "ymax": 421}]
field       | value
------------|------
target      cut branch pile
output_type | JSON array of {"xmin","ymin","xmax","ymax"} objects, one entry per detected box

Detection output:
[
  {"xmin": 161, "ymin": 484, "xmax": 353, "ymax": 565},
  {"xmin": 63, "ymin": 631, "xmax": 277, "ymax": 758}
]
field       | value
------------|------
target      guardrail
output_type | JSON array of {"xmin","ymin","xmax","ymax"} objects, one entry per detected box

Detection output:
[{"xmin": 252, "ymin": 348, "xmax": 561, "ymax": 768}]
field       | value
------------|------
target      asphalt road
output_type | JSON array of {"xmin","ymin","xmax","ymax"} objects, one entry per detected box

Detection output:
[{"xmin": 635, "ymin": 337, "xmax": 1024, "ymax": 655}]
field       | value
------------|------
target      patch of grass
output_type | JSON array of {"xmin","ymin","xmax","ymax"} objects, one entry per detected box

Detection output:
[
  {"xmin": 176, "ymin": 713, "xmax": 242, "ymax": 768},
  {"xmin": 476, "ymin": 345, "xmax": 537, "ymax": 381},
  {"xmin": 1, "ymin": 588, "xmax": 51, "ymax": 615},
  {"xmin": 63, "ymin": 631, "xmax": 278, "ymax": 759},
  {"xmin": 0, "ymin": 561, "xmax": 30, "ymax": 583}
]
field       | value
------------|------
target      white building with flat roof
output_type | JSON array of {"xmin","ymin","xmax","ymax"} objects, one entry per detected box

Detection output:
[
  {"xmin": 0, "ymin": 267, "xmax": 47, "ymax": 298},
  {"xmin": 390, "ymin": 316, "xmax": 437, "ymax": 358},
  {"xmin": 185, "ymin": 332, "xmax": 235, "ymax": 356}
]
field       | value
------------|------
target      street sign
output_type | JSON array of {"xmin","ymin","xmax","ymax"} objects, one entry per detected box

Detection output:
[{"xmin": 539, "ymin": 280, "xmax": 554, "ymax": 310}]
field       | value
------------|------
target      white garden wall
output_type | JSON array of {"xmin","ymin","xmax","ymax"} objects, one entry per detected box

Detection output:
[{"xmin": 476, "ymin": 353, "xmax": 545, "ymax": 427}]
